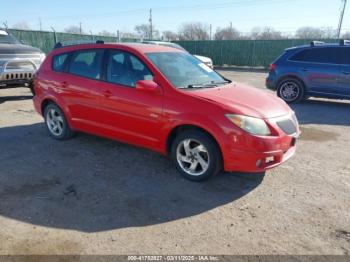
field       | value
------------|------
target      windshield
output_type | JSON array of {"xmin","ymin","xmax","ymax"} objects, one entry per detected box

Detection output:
[
  {"xmin": 0, "ymin": 30, "xmax": 20, "ymax": 44},
  {"xmin": 146, "ymin": 52, "xmax": 227, "ymax": 89}
]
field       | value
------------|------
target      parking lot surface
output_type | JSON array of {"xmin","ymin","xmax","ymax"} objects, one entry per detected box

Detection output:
[{"xmin": 0, "ymin": 69, "xmax": 349, "ymax": 255}]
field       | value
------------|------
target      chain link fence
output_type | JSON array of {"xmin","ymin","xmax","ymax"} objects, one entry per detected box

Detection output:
[
  {"xmin": 174, "ymin": 39, "xmax": 338, "ymax": 68},
  {"xmin": 7, "ymin": 29, "xmax": 338, "ymax": 68},
  {"xmin": 8, "ymin": 29, "xmax": 138, "ymax": 54}
]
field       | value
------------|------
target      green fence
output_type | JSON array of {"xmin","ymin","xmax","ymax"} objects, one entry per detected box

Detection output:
[
  {"xmin": 7, "ymin": 29, "xmax": 339, "ymax": 68},
  {"xmin": 174, "ymin": 39, "xmax": 338, "ymax": 68},
  {"xmin": 8, "ymin": 29, "xmax": 138, "ymax": 54}
]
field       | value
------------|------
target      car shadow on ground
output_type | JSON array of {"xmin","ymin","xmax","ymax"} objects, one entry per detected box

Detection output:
[
  {"xmin": 290, "ymin": 98, "xmax": 350, "ymax": 126},
  {"xmin": 0, "ymin": 95, "xmax": 33, "ymax": 104},
  {"xmin": 0, "ymin": 123, "xmax": 265, "ymax": 232}
]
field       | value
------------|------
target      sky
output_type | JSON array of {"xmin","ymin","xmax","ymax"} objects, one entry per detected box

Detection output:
[{"xmin": 1, "ymin": 0, "xmax": 349, "ymax": 35}]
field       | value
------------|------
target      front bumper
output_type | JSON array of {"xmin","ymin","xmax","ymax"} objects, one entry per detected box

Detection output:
[
  {"xmin": 222, "ymin": 114, "xmax": 300, "ymax": 173},
  {"xmin": 0, "ymin": 58, "xmax": 39, "ymax": 87},
  {"xmin": 224, "ymin": 139, "xmax": 297, "ymax": 173}
]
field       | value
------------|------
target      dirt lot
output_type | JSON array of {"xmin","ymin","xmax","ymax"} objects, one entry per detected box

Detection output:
[{"xmin": 0, "ymin": 69, "xmax": 349, "ymax": 255}]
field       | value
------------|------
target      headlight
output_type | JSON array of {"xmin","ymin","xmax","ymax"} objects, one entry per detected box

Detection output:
[{"xmin": 225, "ymin": 114, "xmax": 271, "ymax": 136}]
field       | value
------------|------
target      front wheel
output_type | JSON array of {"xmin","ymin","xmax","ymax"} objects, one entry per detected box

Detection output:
[
  {"xmin": 277, "ymin": 78, "xmax": 305, "ymax": 103},
  {"xmin": 171, "ymin": 130, "xmax": 222, "ymax": 181}
]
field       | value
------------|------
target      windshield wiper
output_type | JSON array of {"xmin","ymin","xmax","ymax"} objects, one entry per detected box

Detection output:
[
  {"xmin": 186, "ymin": 81, "xmax": 231, "ymax": 89},
  {"xmin": 186, "ymin": 83, "xmax": 217, "ymax": 89}
]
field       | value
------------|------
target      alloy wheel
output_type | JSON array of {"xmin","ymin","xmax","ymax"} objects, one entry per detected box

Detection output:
[
  {"xmin": 46, "ymin": 108, "xmax": 64, "ymax": 136},
  {"xmin": 280, "ymin": 81, "xmax": 300, "ymax": 102},
  {"xmin": 176, "ymin": 139, "xmax": 210, "ymax": 176}
]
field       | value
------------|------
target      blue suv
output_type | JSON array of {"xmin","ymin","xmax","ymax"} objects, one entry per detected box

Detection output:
[{"xmin": 266, "ymin": 40, "xmax": 350, "ymax": 103}]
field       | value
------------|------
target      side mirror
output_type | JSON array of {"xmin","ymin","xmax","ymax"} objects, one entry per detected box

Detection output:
[{"xmin": 136, "ymin": 80, "xmax": 160, "ymax": 94}]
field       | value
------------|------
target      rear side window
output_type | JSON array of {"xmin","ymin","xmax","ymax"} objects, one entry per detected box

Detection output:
[
  {"xmin": 52, "ymin": 53, "xmax": 69, "ymax": 72},
  {"xmin": 68, "ymin": 49, "xmax": 104, "ymax": 80},
  {"xmin": 340, "ymin": 48, "xmax": 350, "ymax": 65},
  {"xmin": 290, "ymin": 48, "xmax": 339, "ymax": 64}
]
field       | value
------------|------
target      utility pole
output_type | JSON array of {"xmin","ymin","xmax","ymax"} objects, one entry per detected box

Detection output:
[
  {"xmin": 230, "ymin": 22, "xmax": 233, "ymax": 31},
  {"xmin": 39, "ymin": 18, "xmax": 42, "ymax": 31},
  {"xmin": 149, "ymin": 9, "xmax": 153, "ymax": 40},
  {"xmin": 337, "ymin": 0, "xmax": 347, "ymax": 39},
  {"xmin": 79, "ymin": 22, "xmax": 82, "ymax": 35},
  {"xmin": 209, "ymin": 24, "xmax": 212, "ymax": 40}
]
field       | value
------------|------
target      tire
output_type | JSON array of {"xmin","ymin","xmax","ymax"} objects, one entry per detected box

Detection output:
[
  {"xmin": 44, "ymin": 103, "xmax": 74, "ymax": 140},
  {"xmin": 277, "ymin": 77, "xmax": 305, "ymax": 103},
  {"xmin": 171, "ymin": 130, "xmax": 222, "ymax": 182}
]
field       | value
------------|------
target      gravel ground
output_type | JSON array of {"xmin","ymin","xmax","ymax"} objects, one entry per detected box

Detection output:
[{"xmin": 0, "ymin": 69, "xmax": 349, "ymax": 255}]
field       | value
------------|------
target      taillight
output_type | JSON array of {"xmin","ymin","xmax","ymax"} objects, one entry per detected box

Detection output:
[{"xmin": 269, "ymin": 63, "xmax": 276, "ymax": 71}]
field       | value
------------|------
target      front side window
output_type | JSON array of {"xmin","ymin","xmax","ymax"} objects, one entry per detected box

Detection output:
[
  {"xmin": 52, "ymin": 53, "xmax": 68, "ymax": 72},
  {"xmin": 290, "ymin": 48, "xmax": 339, "ymax": 64},
  {"xmin": 106, "ymin": 50, "xmax": 153, "ymax": 87},
  {"xmin": 146, "ymin": 52, "xmax": 226, "ymax": 88},
  {"xmin": 68, "ymin": 49, "xmax": 104, "ymax": 80},
  {"xmin": 340, "ymin": 48, "xmax": 350, "ymax": 65}
]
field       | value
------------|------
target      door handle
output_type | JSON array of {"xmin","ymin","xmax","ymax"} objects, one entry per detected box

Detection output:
[
  {"xmin": 61, "ymin": 81, "xmax": 68, "ymax": 88},
  {"xmin": 342, "ymin": 71, "xmax": 350, "ymax": 75},
  {"xmin": 102, "ymin": 90, "xmax": 112, "ymax": 98},
  {"xmin": 301, "ymin": 68, "xmax": 309, "ymax": 72}
]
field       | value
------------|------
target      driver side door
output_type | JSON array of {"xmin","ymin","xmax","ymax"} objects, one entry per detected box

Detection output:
[{"xmin": 98, "ymin": 49, "xmax": 164, "ymax": 150}]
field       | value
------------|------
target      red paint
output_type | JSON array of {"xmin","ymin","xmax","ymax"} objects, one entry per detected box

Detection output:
[{"xmin": 33, "ymin": 43, "xmax": 299, "ymax": 173}]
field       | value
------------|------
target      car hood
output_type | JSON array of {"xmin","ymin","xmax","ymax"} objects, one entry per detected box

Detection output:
[
  {"xmin": 190, "ymin": 82, "xmax": 291, "ymax": 119},
  {"xmin": 0, "ymin": 43, "xmax": 42, "ymax": 55}
]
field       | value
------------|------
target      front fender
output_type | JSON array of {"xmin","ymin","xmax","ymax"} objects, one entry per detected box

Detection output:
[{"xmin": 160, "ymin": 112, "xmax": 229, "ymax": 155}]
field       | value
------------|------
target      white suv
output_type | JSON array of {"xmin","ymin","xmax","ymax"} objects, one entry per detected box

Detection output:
[{"xmin": 142, "ymin": 41, "xmax": 213, "ymax": 69}]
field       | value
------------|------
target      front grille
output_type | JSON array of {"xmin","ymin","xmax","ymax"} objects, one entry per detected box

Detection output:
[
  {"xmin": 277, "ymin": 119, "xmax": 297, "ymax": 135},
  {"xmin": 1, "ymin": 72, "xmax": 33, "ymax": 80}
]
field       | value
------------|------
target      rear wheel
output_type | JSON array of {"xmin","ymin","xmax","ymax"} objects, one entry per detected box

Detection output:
[
  {"xmin": 277, "ymin": 78, "xmax": 305, "ymax": 103},
  {"xmin": 171, "ymin": 130, "xmax": 222, "ymax": 181},
  {"xmin": 44, "ymin": 103, "xmax": 74, "ymax": 140}
]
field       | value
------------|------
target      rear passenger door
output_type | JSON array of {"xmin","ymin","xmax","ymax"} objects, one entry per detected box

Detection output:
[
  {"xmin": 290, "ymin": 47, "xmax": 340, "ymax": 95},
  {"xmin": 338, "ymin": 47, "xmax": 350, "ymax": 96},
  {"xmin": 64, "ymin": 49, "xmax": 104, "ymax": 130}
]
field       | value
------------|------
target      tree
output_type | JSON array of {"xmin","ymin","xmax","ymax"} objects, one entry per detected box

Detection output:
[
  {"xmin": 295, "ymin": 27, "xmax": 324, "ymax": 39},
  {"xmin": 250, "ymin": 27, "xmax": 283, "ymax": 40},
  {"xmin": 214, "ymin": 26, "xmax": 240, "ymax": 40},
  {"xmin": 134, "ymin": 23, "xmax": 159, "ymax": 39},
  {"xmin": 64, "ymin": 25, "xmax": 84, "ymax": 34},
  {"xmin": 99, "ymin": 30, "xmax": 116, "ymax": 37},
  {"xmin": 178, "ymin": 22, "xmax": 209, "ymax": 40},
  {"xmin": 12, "ymin": 22, "xmax": 31, "ymax": 30},
  {"xmin": 162, "ymin": 30, "xmax": 178, "ymax": 41},
  {"xmin": 322, "ymin": 27, "xmax": 337, "ymax": 39}
]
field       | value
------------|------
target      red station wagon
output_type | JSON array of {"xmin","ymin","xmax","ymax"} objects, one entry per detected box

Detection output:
[{"xmin": 33, "ymin": 42, "xmax": 300, "ymax": 181}]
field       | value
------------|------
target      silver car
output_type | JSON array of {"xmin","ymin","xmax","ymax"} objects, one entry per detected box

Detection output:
[{"xmin": 0, "ymin": 29, "xmax": 45, "ymax": 94}]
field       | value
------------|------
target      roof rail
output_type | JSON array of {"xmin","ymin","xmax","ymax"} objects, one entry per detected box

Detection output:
[
  {"xmin": 339, "ymin": 39, "xmax": 350, "ymax": 46},
  {"xmin": 310, "ymin": 41, "xmax": 325, "ymax": 47},
  {"xmin": 53, "ymin": 39, "xmax": 105, "ymax": 49}
]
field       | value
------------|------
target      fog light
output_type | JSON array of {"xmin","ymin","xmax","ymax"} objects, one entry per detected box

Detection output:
[{"xmin": 266, "ymin": 156, "xmax": 274, "ymax": 164}]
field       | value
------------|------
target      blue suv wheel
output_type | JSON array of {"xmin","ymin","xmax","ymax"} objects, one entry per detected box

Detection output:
[{"xmin": 277, "ymin": 77, "xmax": 305, "ymax": 103}]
